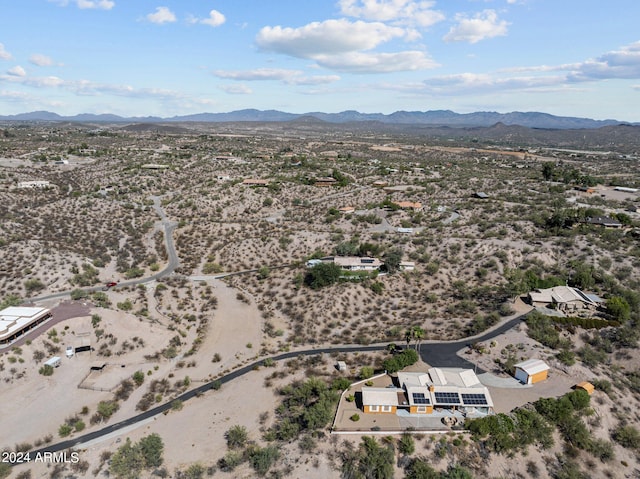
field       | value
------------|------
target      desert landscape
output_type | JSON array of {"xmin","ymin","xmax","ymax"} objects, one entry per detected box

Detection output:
[{"xmin": 0, "ymin": 119, "xmax": 639, "ymax": 479}]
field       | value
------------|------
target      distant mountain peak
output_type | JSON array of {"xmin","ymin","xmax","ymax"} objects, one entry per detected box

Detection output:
[{"xmin": 0, "ymin": 109, "xmax": 635, "ymax": 129}]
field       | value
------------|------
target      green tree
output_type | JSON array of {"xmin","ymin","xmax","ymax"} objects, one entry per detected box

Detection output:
[
  {"xmin": 405, "ymin": 458, "xmax": 440, "ymax": 479},
  {"xmin": 0, "ymin": 294, "xmax": 22, "ymax": 309},
  {"xmin": 138, "ymin": 433, "xmax": 164, "ymax": 468},
  {"xmin": 305, "ymin": 262, "xmax": 342, "ymax": 289},
  {"xmin": 542, "ymin": 162, "xmax": 555, "ymax": 181},
  {"xmin": 357, "ymin": 436, "xmax": 394, "ymax": 479},
  {"xmin": 110, "ymin": 438, "xmax": 144, "ymax": 479},
  {"xmin": 607, "ymin": 296, "xmax": 631, "ymax": 321},
  {"xmin": 383, "ymin": 248, "xmax": 403, "ymax": 274}
]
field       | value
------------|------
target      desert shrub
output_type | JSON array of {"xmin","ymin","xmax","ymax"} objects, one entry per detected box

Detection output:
[
  {"xmin": 405, "ymin": 459, "xmax": 439, "ymax": 479},
  {"xmin": 96, "ymin": 400, "xmax": 119, "ymax": 420},
  {"xmin": 556, "ymin": 349, "xmax": 576, "ymax": 366},
  {"xmin": 132, "ymin": 370, "xmax": 145, "ymax": 386},
  {"xmin": 225, "ymin": 425, "xmax": 248, "ymax": 449},
  {"xmin": 526, "ymin": 312, "xmax": 562, "ymax": 348},
  {"xmin": 342, "ymin": 436, "xmax": 394, "ymax": 479},
  {"xmin": 218, "ymin": 451, "xmax": 244, "ymax": 472},
  {"xmin": 398, "ymin": 434, "xmax": 415, "ymax": 455},
  {"xmin": 24, "ymin": 278, "xmax": 45, "ymax": 294},
  {"xmin": 359, "ymin": 366, "xmax": 375, "ymax": 379},
  {"xmin": 577, "ymin": 345, "xmax": 607, "ymax": 368},
  {"xmin": 248, "ymin": 445, "xmax": 280, "ymax": 476},
  {"xmin": 39, "ymin": 364, "xmax": 54, "ymax": 376},
  {"xmin": 70, "ymin": 288, "xmax": 89, "ymax": 300},
  {"xmin": 269, "ymin": 377, "xmax": 340, "ymax": 441},
  {"xmin": 612, "ymin": 425, "xmax": 640, "ymax": 449}
]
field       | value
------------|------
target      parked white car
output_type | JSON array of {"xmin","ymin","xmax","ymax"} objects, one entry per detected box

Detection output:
[{"xmin": 66, "ymin": 346, "xmax": 74, "ymax": 358}]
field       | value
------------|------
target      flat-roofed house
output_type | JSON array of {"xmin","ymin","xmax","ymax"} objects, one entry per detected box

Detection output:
[
  {"xmin": 363, "ymin": 368, "xmax": 494, "ymax": 416},
  {"xmin": 528, "ymin": 286, "xmax": 601, "ymax": 313},
  {"xmin": 361, "ymin": 388, "xmax": 399, "ymax": 414},
  {"xmin": 333, "ymin": 256, "xmax": 383, "ymax": 271},
  {"xmin": 0, "ymin": 307, "xmax": 52, "ymax": 345},
  {"xmin": 314, "ymin": 177, "xmax": 338, "ymax": 187},
  {"xmin": 514, "ymin": 359, "xmax": 550, "ymax": 385}
]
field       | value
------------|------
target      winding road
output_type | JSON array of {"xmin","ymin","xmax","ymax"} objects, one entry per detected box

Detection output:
[
  {"xmin": 5, "ymin": 192, "xmax": 531, "ymax": 460},
  {"xmin": 19, "ymin": 308, "xmax": 530, "ymax": 459}
]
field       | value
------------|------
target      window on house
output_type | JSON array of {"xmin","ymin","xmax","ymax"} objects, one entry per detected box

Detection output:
[
  {"xmin": 381, "ymin": 405, "xmax": 392, "ymax": 412},
  {"xmin": 417, "ymin": 406, "xmax": 427, "ymax": 413},
  {"xmin": 369, "ymin": 405, "xmax": 379, "ymax": 412}
]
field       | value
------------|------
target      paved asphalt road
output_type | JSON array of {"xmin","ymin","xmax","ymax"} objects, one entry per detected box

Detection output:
[
  {"xmin": 19, "ymin": 310, "xmax": 530, "ymax": 460},
  {"xmin": 5, "ymin": 191, "xmax": 531, "ymax": 461}
]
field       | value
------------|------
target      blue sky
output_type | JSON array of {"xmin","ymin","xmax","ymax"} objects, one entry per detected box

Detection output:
[{"xmin": 1, "ymin": 0, "xmax": 639, "ymax": 120}]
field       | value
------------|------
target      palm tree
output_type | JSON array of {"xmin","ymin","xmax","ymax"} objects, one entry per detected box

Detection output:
[{"xmin": 411, "ymin": 326, "xmax": 425, "ymax": 353}]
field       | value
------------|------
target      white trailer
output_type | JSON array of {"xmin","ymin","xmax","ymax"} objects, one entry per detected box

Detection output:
[{"xmin": 45, "ymin": 356, "xmax": 61, "ymax": 368}]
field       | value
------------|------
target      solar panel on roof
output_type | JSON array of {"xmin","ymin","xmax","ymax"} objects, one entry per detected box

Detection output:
[
  {"xmin": 412, "ymin": 392, "xmax": 430, "ymax": 405},
  {"xmin": 461, "ymin": 393, "xmax": 488, "ymax": 406},
  {"xmin": 434, "ymin": 392, "xmax": 460, "ymax": 404}
]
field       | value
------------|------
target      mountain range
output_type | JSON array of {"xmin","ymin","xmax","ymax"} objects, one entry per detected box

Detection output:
[{"xmin": 0, "ymin": 109, "xmax": 636, "ymax": 130}]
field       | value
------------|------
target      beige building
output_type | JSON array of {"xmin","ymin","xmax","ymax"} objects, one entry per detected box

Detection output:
[
  {"xmin": 514, "ymin": 359, "xmax": 550, "ymax": 385},
  {"xmin": 0, "ymin": 307, "xmax": 52, "ymax": 345},
  {"xmin": 362, "ymin": 368, "xmax": 494, "ymax": 417},
  {"xmin": 528, "ymin": 286, "xmax": 602, "ymax": 313}
]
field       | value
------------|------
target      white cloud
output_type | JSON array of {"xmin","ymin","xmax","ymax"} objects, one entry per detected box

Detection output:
[
  {"xmin": 338, "ymin": 0, "xmax": 445, "ymax": 27},
  {"xmin": 29, "ymin": 54, "xmax": 55, "ymax": 67},
  {"xmin": 567, "ymin": 41, "xmax": 640, "ymax": 82},
  {"xmin": 76, "ymin": 0, "xmax": 114, "ymax": 9},
  {"xmin": 420, "ymin": 72, "xmax": 562, "ymax": 95},
  {"xmin": 255, "ymin": 18, "xmax": 433, "ymax": 73},
  {"xmin": 200, "ymin": 10, "xmax": 226, "ymax": 27},
  {"xmin": 314, "ymin": 50, "xmax": 438, "ymax": 73},
  {"xmin": 0, "ymin": 43, "xmax": 12, "ymax": 60},
  {"xmin": 52, "ymin": 0, "xmax": 115, "ymax": 10},
  {"xmin": 0, "ymin": 72, "xmax": 184, "ymax": 101},
  {"xmin": 219, "ymin": 84, "xmax": 252, "ymax": 95},
  {"xmin": 214, "ymin": 68, "xmax": 303, "ymax": 81},
  {"xmin": 409, "ymin": 41, "xmax": 640, "ymax": 98},
  {"xmin": 444, "ymin": 9, "xmax": 509, "ymax": 44},
  {"xmin": 288, "ymin": 75, "xmax": 341, "ymax": 85},
  {"xmin": 256, "ymin": 19, "xmax": 407, "ymax": 57},
  {"xmin": 7, "ymin": 66, "xmax": 26, "ymax": 77},
  {"xmin": 214, "ymin": 68, "xmax": 341, "ymax": 85},
  {"xmin": 0, "ymin": 90, "xmax": 31, "ymax": 101},
  {"xmin": 146, "ymin": 6, "xmax": 176, "ymax": 25}
]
